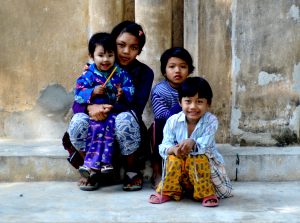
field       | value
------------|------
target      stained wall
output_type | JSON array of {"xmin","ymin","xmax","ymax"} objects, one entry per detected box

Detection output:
[{"xmin": 1, "ymin": 0, "xmax": 300, "ymax": 147}]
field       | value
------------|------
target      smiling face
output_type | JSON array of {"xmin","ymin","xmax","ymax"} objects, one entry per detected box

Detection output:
[
  {"xmin": 116, "ymin": 32, "xmax": 140, "ymax": 66},
  {"xmin": 92, "ymin": 44, "xmax": 115, "ymax": 71},
  {"xmin": 180, "ymin": 93, "xmax": 210, "ymax": 124},
  {"xmin": 164, "ymin": 57, "xmax": 189, "ymax": 88}
]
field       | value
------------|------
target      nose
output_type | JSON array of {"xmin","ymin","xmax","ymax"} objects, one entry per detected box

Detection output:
[
  {"xmin": 103, "ymin": 55, "xmax": 109, "ymax": 61},
  {"xmin": 123, "ymin": 46, "xmax": 129, "ymax": 54},
  {"xmin": 174, "ymin": 66, "xmax": 180, "ymax": 72},
  {"xmin": 190, "ymin": 102, "xmax": 197, "ymax": 108}
]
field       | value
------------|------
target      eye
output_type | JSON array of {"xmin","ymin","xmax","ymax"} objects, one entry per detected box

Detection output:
[
  {"xmin": 180, "ymin": 65, "xmax": 188, "ymax": 69},
  {"xmin": 197, "ymin": 99, "xmax": 205, "ymax": 104},
  {"xmin": 117, "ymin": 43, "xmax": 125, "ymax": 48},
  {"xmin": 131, "ymin": 46, "xmax": 139, "ymax": 51}
]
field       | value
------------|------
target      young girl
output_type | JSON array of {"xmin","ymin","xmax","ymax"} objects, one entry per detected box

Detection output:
[
  {"xmin": 150, "ymin": 47, "xmax": 194, "ymax": 189},
  {"xmin": 149, "ymin": 77, "xmax": 232, "ymax": 207},
  {"xmin": 74, "ymin": 32, "xmax": 134, "ymax": 179}
]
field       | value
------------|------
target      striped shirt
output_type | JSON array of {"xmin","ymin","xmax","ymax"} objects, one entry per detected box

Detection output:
[
  {"xmin": 151, "ymin": 80, "xmax": 181, "ymax": 120},
  {"xmin": 159, "ymin": 111, "xmax": 224, "ymax": 164}
]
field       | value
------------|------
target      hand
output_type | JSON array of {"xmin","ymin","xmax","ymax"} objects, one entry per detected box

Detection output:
[
  {"xmin": 168, "ymin": 145, "xmax": 185, "ymax": 159},
  {"xmin": 93, "ymin": 85, "xmax": 106, "ymax": 95},
  {"xmin": 87, "ymin": 104, "xmax": 112, "ymax": 121},
  {"xmin": 178, "ymin": 139, "xmax": 195, "ymax": 157},
  {"xmin": 115, "ymin": 84, "xmax": 123, "ymax": 100}
]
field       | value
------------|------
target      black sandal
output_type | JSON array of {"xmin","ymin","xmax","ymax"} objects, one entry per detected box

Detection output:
[{"xmin": 123, "ymin": 172, "xmax": 143, "ymax": 191}]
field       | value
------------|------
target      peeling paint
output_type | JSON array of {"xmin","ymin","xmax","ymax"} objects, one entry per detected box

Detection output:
[
  {"xmin": 292, "ymin": 63, "xmax": 300, "ymax": 95},
  {"xmin": 287, "ymin": 4, "xmax": 299, "ymax": 22},
  {"xmin": 230, "ymin": 107, "xmax": 243, "ymax": 135},
  {"xmin": 238, "ymin": 84, "xmax": 246, "ymax": 92},
  {"xmin": 258, "ymin": 71, "xmax": 284, "ymax": 86},
  {"xmin": 289, "ymin": 106, "xmax": 300, "ymax": 137}
]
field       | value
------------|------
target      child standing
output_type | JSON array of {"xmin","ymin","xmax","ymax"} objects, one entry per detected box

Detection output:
[
  {"xmin": 150, "ymin": 47, "xmax": 194, "ymax": 188},
  {"xmin": 149, "ymin": 77, "xmax": 232, "ymax": 207},
  {"xmin": 74, "ymin": 32, "xmax": 134, "ymax": 179}
]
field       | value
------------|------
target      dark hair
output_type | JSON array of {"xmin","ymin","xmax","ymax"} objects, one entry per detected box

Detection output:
[
  {"xmin": 178, "ymin": 77, "xmax": 213, "ymax": 105},
  {"xmin": 160, "ymin": 47, "xmax": 195, "ymax": 75},
  {"xmin": 111, "ymin": 20, "xmax": 146, "ymax": 54},
  {"xmin": 88, "ymin": 32, "xmax": 116, "ymax": 58}
]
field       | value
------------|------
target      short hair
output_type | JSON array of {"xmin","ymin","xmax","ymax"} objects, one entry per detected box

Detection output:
[
  {"xmin": 111, "ymin": 20, "xmax": 146, "ymax": 54},
  {"xmin": 160, "ymin": 47, "xmax": 195, "ymax": 75},
  {"xmin": 88, "ymin": 32, "xmax": 116, "ymax": 57},
  {"xmin": 178, "ymin": 77, "xmax": 213, "ymax": 105}
]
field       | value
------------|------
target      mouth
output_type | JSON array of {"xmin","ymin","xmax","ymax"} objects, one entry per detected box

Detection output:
[
  {"xmin": 174, "ymin": 75, "xmax": 182, "ymax": 80},
  {"xmin": 101, "ymin": 64, "xmax": 111, "ymax": 70},
  {"xmin": 119, "ymin": 56, "xmax": 130, "ymax": 62}
]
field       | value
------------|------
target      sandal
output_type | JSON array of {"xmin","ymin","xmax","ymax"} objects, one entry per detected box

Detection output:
[
  {"xmin": 123, "ymin": 172, "xmax": 143, "ymax": 191},
  {"xmin": 78, "ymin": 177, "xmax": 100, "ymax": 191},
  {"xmin": 78, "ymin": 166, "xmax": 90, "ymax": 179},
  {"xmin": 149, "ymin": 193, "xmax": 171, "ymax": 204},
  {"xmin": 202, "ymin": 195, "xmax": 219, "ymax": 207},
  {"xmin": 101, "ymin": 164, "xmax": 114, "ymax": 174}
]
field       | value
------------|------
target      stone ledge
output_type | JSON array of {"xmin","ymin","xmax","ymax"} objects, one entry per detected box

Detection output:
[{"xmin": 0, "ymin": 140, "xmax": 300, "ymax": 182}]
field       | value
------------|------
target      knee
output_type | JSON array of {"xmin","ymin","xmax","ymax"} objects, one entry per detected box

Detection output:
[{"xmin": 68, "ymin": 113, "xmax": 89, "ymax": 139}]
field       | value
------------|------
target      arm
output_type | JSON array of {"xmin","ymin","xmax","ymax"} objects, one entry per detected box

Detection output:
[
  {"xmin": 158, "ymin": 116, "xmax": 177, "ymax": 159},
  {"xmin": 151, "ymin": 90, "xmax": 181, "ymax": 120},
  {"xmin": 74, "ymin": 70, "xmax": 95, "ymax": 104},
  {"xmin": 192, "ymin": 114, "xmax": 218, "ymax": 156},
  {"xmin": 117, "ymin": 69, "xmax": 135, "ymax": 103}
]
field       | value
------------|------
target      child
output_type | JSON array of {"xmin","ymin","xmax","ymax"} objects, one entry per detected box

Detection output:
[
  {"xmin": 74, "ymin": 32, "xmax": 134, "ymax": 179},
  {"xmin": 150, "ymin": 47, "xmax": 194, "ymax": 189},
  {"xmin": 149, "ymin": 77, "xmax": 232, "ymax": 207}
]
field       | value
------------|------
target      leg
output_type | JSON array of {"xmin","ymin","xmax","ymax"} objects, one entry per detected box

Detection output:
[
  {"xmin": 67, "ymin": 113, "xmax": 99, "ymax": 190},
  {"xmin": 150, "ymin": 119, "xmax": 166, "ymax": 189},
  {"xmin": 115, "ymin": 111, "xmax": 143, "ymax": 191},
  {"xmin": 68, "ymin": 113, "xmax": 89, "ymax": 153},
  {"xmin": 186, "ymin": 155, "xmax": 218, "ymax": 207},
  {"xmin": 155, "ymin": 155, "xmax": 183, "ymax": 201}
]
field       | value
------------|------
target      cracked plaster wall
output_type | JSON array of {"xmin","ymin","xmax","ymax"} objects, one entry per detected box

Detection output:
[
  {"xmin": 231, "ymin": 1, "xmax": 300, "ymax": 146},
  {"xmin": 1, "ymin": 0, "xmax": 300, "ymax": 146}
]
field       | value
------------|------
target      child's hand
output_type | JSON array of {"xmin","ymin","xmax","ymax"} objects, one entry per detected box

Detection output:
[
  {"xmin": 168, "ymin": 144, "xmax": 186, "ymax": 159},
  {"xmin": 178, "ymin": 139, "xmax": 196, "ymax": 157},
  {"xmin": 93, "ymin": 85, "xmax": 106, "ymax": 95},
  {"xmin": 115, "ymin": 84, "xmax": 123, "ymax": 100}
]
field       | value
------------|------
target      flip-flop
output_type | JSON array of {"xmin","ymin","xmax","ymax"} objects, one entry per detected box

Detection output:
[
  {"xmin": 78, "ymin": 176, "xmax": 100, "ymax": 191},
  {"xmin": 78, "ymin": 166, "xmax": 90, "ymax": 179},
  {"xmin": 149, "ymin": 193, "xmax": 171, "ymax": 204},
  {"xmin": 79, "ymin": 182, "xmax": 100, "ymax": 191},
  {"xmin": 202, "ymin": 195, "xmax": 219, "ymax": 207},
  {"xmin": 123, "ymin": 172, "xmax": 143, "ymax": 191}
]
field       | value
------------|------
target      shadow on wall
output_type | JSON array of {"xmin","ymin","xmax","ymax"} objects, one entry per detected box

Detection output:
[{"xmin": 2, "ymin": 84, "xmax": 73, "ymax": 139}]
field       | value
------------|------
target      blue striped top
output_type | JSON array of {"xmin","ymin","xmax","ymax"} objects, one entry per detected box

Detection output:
[{"xmin": 151, "ymin": 80, "xmax": 181, "ymax": 120}]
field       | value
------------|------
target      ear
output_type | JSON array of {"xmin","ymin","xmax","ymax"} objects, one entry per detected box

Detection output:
[{"xmin": 178, "ymin": 99, "xmax": 182, "ymax": 107}]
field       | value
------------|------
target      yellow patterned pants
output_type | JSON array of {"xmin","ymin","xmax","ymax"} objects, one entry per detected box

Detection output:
[{"xmin": 156, "ymin": 154, "xmax": 215, "ymax": 201}]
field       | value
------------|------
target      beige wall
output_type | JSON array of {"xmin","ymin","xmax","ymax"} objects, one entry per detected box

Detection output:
[{"xmin": 1, "ymin": 0, "xmax": 300, "ymax": 147}]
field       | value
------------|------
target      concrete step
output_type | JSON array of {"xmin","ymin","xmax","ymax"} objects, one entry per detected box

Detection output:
[{"xmin": 0, "ymin": 139, "xmax": 300, "ymax": 182}]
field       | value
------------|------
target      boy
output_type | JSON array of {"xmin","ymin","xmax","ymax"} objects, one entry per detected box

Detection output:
[{"xmin": 149, "ymin": 77, "xmax": 232, "ymax": 207}]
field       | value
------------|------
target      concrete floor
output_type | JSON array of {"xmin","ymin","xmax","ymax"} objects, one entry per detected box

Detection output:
[{"xmin": 0, "ymin": 181, "xmax": 299, "ymax": 223}]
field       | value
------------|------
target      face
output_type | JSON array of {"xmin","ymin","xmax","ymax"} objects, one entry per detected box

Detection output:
[
  {"xmin": 180, "ymin": 93, "xmax": 210, "ymax": 124},
  {"xmin": 165, "ymin": 57, "xmax": 189, "ymax": 88},
  {"xmin": 116, "ymin": 32, "xmax": 140, "ymax": 66},
  {"xmin": 92, "ymin": 45, "xmax": 115, "ymax": 71}
]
